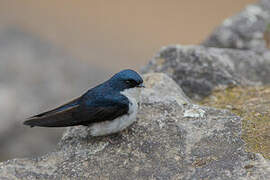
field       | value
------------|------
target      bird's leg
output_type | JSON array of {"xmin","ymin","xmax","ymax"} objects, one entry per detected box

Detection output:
[
  {"xmin": 107, "ymin": 137, "xmax": 117, "ymax": 144},
  {"xmin": 106, "ymin": 133, "xmax": 122, "ymax": 144}
]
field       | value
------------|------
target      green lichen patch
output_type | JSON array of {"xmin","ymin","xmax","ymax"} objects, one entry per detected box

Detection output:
[{"xmin": 200, "ymin": 86, "xmax": 270, "ymax": 159}]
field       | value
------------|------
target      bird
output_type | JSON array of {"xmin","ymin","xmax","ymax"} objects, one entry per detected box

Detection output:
[{"xmin": 23, "ymin": 69, "xmax": 144, "ymax": 136}]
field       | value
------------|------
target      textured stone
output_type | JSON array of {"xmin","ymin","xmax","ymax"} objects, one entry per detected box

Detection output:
[
  {"xmin": 200, "ymin": 86, "xmax": 270, "ymax": 159},
  {"xmin": 203, "ymin": 0, "xmax": 270, "ymax": 53},
  {"xmin": 142, "ymin": 45, "xmax": 270, "ymax": 100},
  {"xmin": 0, "ymin": 73, "xmax": 269, "ymax": 180}
]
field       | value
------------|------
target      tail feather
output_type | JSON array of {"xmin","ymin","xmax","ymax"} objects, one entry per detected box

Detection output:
[{"xmin": 24, "ymin": 98, "xmax": 80, "ymax": 127}]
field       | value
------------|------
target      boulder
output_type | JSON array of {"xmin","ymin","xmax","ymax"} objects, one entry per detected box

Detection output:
[
  {"xmin": 203, "ymin": 0, "xmax": 270, "ymax": 53},
  {"xmin": 0, "ymin": 73, "xmax": 269, "ymax": 180},
  {"xmin": 142, "ymin": 45, "xmax": 270, "ymax": 100}
]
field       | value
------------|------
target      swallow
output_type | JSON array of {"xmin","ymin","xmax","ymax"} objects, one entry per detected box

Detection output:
[{"xmin": 23, "ymin": 69, "xmax": 144, "ymax": 136}]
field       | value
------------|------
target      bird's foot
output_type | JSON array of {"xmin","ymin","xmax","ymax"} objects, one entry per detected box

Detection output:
[
  {"xmin": 106, "ymin": 133, "xmax": 122, "ymax": 144},
  {"xmin": 107, "ymin": 137, "xmax": 118, "ymax": 144}
]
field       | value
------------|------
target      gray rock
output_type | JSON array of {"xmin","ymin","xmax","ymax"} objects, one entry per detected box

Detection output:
[
  {"xmin": 0, "ymin": 73, "xmax": 269, "ymax": 180},
  {"xmin": 142, "ymin": 45, "xmax": 270, "ymax": 100},
  {"xmin": 0, "ymin": 27, "xmax": 108, "ymax": 161},
  {"xmin": 203, "ymin": 0, "xmax": 270, "ymax": 53}
]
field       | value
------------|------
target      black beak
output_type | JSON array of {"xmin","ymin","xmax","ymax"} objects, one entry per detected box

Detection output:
[{"xmin": 137, "ymin": 83, "xmax": 145, "ymax": 88}]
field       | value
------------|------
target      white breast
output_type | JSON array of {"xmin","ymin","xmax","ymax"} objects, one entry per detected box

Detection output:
[{"xmin": 89, "ymin": 87, "xmax": 141, "ymax": 136}]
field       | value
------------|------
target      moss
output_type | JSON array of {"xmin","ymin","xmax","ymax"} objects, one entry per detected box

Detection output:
[{"xmin": 200, "ymin": 86, "xmax": 270, "ymax": 159}]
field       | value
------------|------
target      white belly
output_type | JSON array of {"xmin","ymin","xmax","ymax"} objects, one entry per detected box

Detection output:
[{"xmin": 89, "ymin": 88, "xmax": 141, "ymax": 136}]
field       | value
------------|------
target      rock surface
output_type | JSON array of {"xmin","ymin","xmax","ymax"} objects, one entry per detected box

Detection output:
[
  {"xmin": 203, "ymin": 0, "xmax": 270, "ymax": 53},
  {"xmin": 142, "ymin": 45, "xmax": 270, "ymax": 100},
  {"xmin": 0, "ymin": 73, "xmax": 269, "ymax": 180},
  {"xmin": 200, "ymin": 86, "xmax": 270, "ymax": 159},
  {"xmin": 0, "ymin": 27, "xmax": 108, "ymax": 161}
]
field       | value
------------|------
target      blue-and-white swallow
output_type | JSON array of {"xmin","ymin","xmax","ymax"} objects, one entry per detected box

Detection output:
[{"xmin": 23, "ymin": 69, "xmax": 144, "ymax": 136}]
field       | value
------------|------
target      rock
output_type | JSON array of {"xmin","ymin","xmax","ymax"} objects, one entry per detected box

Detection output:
[
  {"xmin": 0, "ymin": 27, "xmax": 108, "ymax": 161},
  {"xmin": 220, "ymin": 49, "xmax": 270, "ymax": 84},
  {"xmin": 200, "ymin": 85, "xmax": 270, "ymax": 159},
  {"xmin": 141, "ymin": 73, "xmax": 190, "ymax": 105},
  {"xmin": 203, "ymin": 0, "xmax": 270, "ymax": 53},
  {"xmin": 142, "ymin": 45, "xmax": 270, "ymax": 100},
  {"xmin": 0, "ymin": 73, "xmax": 269, "ymax": 180}
]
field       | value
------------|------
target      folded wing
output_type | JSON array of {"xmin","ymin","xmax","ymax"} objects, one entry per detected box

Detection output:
[
  {"xmin": 24, "ymin": 98, "xmax": 80, "ymax": 127},
  {"xmin": 23, "ymin": 95, "xmax": 130, "ymax": 127}
]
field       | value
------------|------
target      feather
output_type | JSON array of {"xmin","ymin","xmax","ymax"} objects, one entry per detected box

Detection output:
[
  {"xmin": 23, "ymin": 95, "xmax": 130, "ymax": 127},
  {"xmin": 24, "ymin": 98, "xmax": 80, "ymax": 127}
]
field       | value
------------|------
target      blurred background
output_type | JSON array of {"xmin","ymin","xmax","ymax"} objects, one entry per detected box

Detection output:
[{"xmin": 0, "ymin": 0, "xmax": 256, "ymax": 161}]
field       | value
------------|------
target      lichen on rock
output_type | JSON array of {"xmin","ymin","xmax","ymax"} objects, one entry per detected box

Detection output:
[{"xmin": 200, "ymin": 86, "xmax": 270, "ymax": 159}]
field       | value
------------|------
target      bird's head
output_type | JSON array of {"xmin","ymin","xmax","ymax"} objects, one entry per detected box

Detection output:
[{"xmin": 109, "ymin": 69, "xmax": 144, "ymax": 91}]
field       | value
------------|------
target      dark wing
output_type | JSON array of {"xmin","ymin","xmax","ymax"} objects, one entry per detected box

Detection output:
[
  {"xmin": 23, "ymin": 97, "xmax": 80, "ymax": 127},
  {"xmin": 72, "ymin": 95, "xmax": 130, "ymax": 125},
  {"xmin": 23, "ymin": 94, "xmax": 130, "ymax": 127}
]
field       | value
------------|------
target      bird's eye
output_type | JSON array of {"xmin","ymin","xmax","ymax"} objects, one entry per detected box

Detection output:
[
  {"xmin": 125, "ymin": 79, "xmax": 136, "ymax": 86},
  {"xmin": 125, "ymin": 80, "xmax": 132, "ymax": 84}
]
